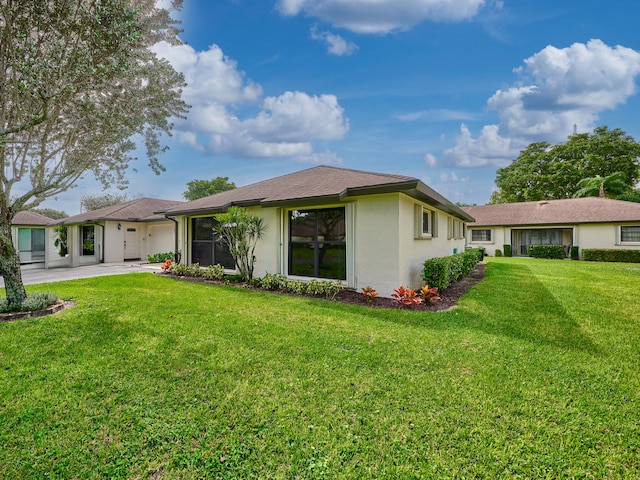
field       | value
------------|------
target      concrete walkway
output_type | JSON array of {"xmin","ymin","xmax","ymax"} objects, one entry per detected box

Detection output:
[{"xmin": 0, "ymin": 262, "xmax": 161, "ymax": 287}]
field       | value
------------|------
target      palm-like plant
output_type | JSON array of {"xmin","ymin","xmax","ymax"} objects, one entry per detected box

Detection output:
[{"xmin": 573, "ymin": 172, "xmax": 629, "ymax": 198}]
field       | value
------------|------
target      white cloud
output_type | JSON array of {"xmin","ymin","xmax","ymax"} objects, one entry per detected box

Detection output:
[
  {"xmin": 443, "ymin": 40, "xmax": 640, "ymax": 167},
  {"xmin": 395, "ymin": 109, "xmax": 478, "ymax": 122},
  {"xmin": 295, "ymin": 150, "xmax": 344, "ymax": 164},
  {"xmin": 277, "ymin": 0, "xmax": 486, "ymax": 34},
  {"xmin": 424, "ymin": 153, "xmax": 437, "ymax": 167},
  {"xmin": 310, "ymin": 27, "xmax": 359, "ymax": 56},
  {"xmin": 152, "ymin": 42, "xmax": 349, "ymax": 159},
  {"xmin": 245, "ymin": 91, "xmax": 349, "ymax": 143}
]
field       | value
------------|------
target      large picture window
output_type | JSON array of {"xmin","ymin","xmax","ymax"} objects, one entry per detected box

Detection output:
[
  {"xmin": 289, "ymin": 207, "xmax": 346, "ymax": 280},
  {"xmin": 621, "ymin": 226, "xmax": 640, "ymax": 243},
  {"xmin": 191, "ymin": 217, "xmax": 235, "ymax": 269}
]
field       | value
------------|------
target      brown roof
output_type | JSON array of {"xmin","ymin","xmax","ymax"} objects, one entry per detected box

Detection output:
[
  {"xmin": 13, "ymin": 210, "xmax": 53, "ymax": 226},
  {"xmin": 164, "ymin": 165, "xmax": 473, "ymax": 221},
  {"xmin": 463, "ymin": 197, "xmax": 640, "ymax": 226},
  {"xmin": 57, "ymin": 197, "xmax": 183, "ymax": 225}
]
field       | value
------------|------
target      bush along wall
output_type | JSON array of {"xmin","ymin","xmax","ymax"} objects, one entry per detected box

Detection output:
[
  {"xmin": 582, "ymin": 249, "xmax": 640, "ymax": 263},
  {"xmin": 570, "ymin": 246, "xmax": 580, "ymax": 261},
  {"xmin": 423, "ymin": 248, "xmax": 483, "ymax": 292},
  {"xmin": 527, "ymin": 244, "xmax": 565, "ymax": 259}
]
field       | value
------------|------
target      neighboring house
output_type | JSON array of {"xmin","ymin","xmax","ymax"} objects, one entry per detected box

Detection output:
[
  {"xmin": 53, "ymin": 198, "xmax": 183, "ymax": 268},
  {"xmin": 12, "ymin": 211, "xmax": 53, "ymax": 269},
  {"xmin": 463, "ymin": 197, "xmax": 640, "ymax": 257},
  {"xmin": 162, "ymin": 166, "xmax": 474, "ymax": 297}
]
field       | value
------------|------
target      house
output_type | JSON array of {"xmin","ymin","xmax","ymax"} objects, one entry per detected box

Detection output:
[
  {"xmin": 53, "ymin": 198, "xmax": 183, "ymax": 267},
  {"xmin": 12, "ymin": 211, "xmax": 53, "ymax": 269},
  {"xmin": 162, "ymin": 166, "xmax": 474, "ymax": 297},
  {"xmin": 463, "ymin": 197, "xmax": 640, "ymax": 257}
]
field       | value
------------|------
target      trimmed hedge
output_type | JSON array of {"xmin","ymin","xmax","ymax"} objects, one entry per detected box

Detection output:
[
  {"xmin": 527, "ymin": 244, "xmax": 565, "ymax": 259},
  {"xmin": 570, "ymin": 246, "xmax": 579, "ymax": 261},
  {"xmin": 423, "ymin": 248, "xmax": 483, "ymax": 292},
  {"xmin": 582, "ymin": 249, "xmax": 640, "ymax": 263}
]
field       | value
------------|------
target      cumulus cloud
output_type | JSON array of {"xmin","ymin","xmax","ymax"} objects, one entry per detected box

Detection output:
[
  {"xmin": 152, "ymin": 42, "xmax": 349, "ymax": 159},
  {"xmin": 424, "ymin": 153, "xmax": 437, "ymax": 167},
  {"xmin": 310, "ymin": 26, "xmax": 359, "ymax": 56},
  {"xmin": 277, "ymin": 0, "xmax": 487, "ymax": 34},
  {"xmin": 443, "ymin": 39, "xmax": 640, "ymax": 167}
]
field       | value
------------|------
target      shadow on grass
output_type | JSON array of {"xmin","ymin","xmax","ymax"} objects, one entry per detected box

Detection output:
[{"xmin": 310, "ymin": 261, "xmax": 599, "ymax": 355}]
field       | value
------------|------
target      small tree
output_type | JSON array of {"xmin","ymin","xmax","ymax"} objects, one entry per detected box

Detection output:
[{"xmin": 214, "ymin": 207, "xmax": 266, "ymax": 282}]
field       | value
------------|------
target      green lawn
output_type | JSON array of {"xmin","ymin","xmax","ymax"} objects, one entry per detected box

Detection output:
[{"xmin": 1, "ymin": 258, "xmax": 639, "ymax": 478}]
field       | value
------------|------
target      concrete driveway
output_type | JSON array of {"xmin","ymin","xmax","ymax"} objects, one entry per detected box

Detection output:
[{"xmin": 0, "ymin": 262, "xmax": 160, "ymax": 287}]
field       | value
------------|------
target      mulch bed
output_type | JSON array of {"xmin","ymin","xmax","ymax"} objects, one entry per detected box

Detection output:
[{"xmin": 162, "ymin": 262, "xmax": 486, "ymax": 312}]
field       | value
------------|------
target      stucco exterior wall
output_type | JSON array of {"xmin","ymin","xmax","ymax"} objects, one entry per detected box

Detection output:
[
  {"xmin": 467, "ymin": 222, "xmax": 640, "ymax": 257},
  {"xmin": 577, "ymin": 223, "xmax": 640, "ymax": 251},
  {"xmin": 351, "ymin": 194, "xmax": 401, "ymax": 297},
  {"xmin": 398, "ymin": 194, "xmax": 467, "ymax": 291},
  {"xmin": 148, "ymin": 223, "xmax": 177, "ymax": 258},
  {"xmin": 250, "ymin": 206, "xmax": 281, "ymax": 277}
]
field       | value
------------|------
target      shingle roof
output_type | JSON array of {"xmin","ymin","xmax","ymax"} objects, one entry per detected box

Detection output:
[
  {"xmin": 163, "ymin": 165, "xmax": 474, "ymax": 221},
  {"xmin": 463, "ymin": 197, "xmax": 640, "ymax": 226},
  {"xmin": 57, "ymin": 197, "xmax": 183, "ymax": 225},
  {"xmin": 13, "ymin": 211, "xmax": 53, "ymax": 226}
]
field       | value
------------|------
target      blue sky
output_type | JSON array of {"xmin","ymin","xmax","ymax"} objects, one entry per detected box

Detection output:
[{"xmin": 47, "ymin": 0, "xmax": 640, "ymax": 214}]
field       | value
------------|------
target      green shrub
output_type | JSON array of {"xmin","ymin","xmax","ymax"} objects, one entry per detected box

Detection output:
[
  {"xmin": 202, "ymin": 264, "xmax": 225, "ymax": 280},
  {"xmin": 423, "ymin": 257, "xmax": 451, "ymax": 292},
  {"xmin": 0, "ymin": 292, "xmax": 59, "ymax": 313},
  {"xmin": 570, "ymin": 246, "xmax": 580, "ymax": 261},
  {"xmin": 259, "ymin": 273, "xmax": 288, "ymax": 290},
  {"xmin": 495, "ymin": 249, "xmax": 502, "ymax": 257},
  {"xmin": 168, "ymin": 263, "xmax": 204, "ymax": 277},
  {"xmin": 147, "ymin": 252, "xmax": 174, "ymax": 263},
  {"xmin": 423, "ymin": 249, "xmax": 482, "ymax": 292},
  {"xmin": 527, "ymin": 244, "xmax": 565, "ymax": 259},
  {"xmin": 503, "ymin": 244, "xmax": 512, "ymax": 257},
  {"xmin": 582, "ymin": 249, "xmax": 640, "ymax": 263}
]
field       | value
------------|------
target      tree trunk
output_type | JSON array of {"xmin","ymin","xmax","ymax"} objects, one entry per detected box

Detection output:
[{"xmin": 0, "ymin": 215, "xmax": 27, "ymax": 306}]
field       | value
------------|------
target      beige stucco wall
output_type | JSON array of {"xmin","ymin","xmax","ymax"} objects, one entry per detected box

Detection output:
[
  {"xmin": 467, "ymin": 222, "xmax": 640, "ymax": 257},
  {"xmin": 351, "ymin": 194, "xmax": 401, "ymax": 297},
  {"xmin": 397, "ymin": 194, "xmax": 467, "ymax": 292},
  {"xmin": 148, "ymin": 223, "xmax": 177, "ymax": 258}
]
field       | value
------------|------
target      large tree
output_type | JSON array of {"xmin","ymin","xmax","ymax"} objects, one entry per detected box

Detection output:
[
  {"xmin": 0, "ymin": 0, "xmax": 188, "ymax": 305},
  {"xmin": 491, "ymin": 126, "xmax": 640, "ymax": 203},
  {"xmin": 183, "ymin": 177, "xmax": 236, "ymax": 201}
]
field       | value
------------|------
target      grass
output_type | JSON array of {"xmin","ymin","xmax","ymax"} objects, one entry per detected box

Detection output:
[{"xmin": 0, "ymin": 257, "xmax": 639, "ymax": 478}]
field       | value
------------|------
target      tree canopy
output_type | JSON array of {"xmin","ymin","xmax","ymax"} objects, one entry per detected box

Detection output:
[
  {"xmin": 80, "ymin": 193, "xmax": 128, "ymax": 212},
  {"xmin": 0, "ymin": 0, "xmax": 188, "ymax": 305},
  {"xmin": 183, "ymin": 177, "xmax": 236, "ymax": 201},
  {"xmin": 32, "ymin": 208, "xmax": 68, "ymax": 220},
  {"xmin": 491, "ymin": 126, "xmax": 640, "ymax": 203}
]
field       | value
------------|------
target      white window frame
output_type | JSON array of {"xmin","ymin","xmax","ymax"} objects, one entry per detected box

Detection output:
[
  {"xmin": 415, "ymin": 205, "xmax": 437, "ymax": 239},
  {"xmin": 448, "ymin": 217, "xmax": 465, "ymax": 240},
  {"xmin": 470, "ymin": 228, "xmax": 492, "ymax": 243},
  {"xmin": 620, "ymin": 225, "xmax": 640, "ymax": 245}
]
